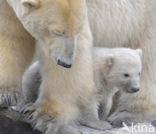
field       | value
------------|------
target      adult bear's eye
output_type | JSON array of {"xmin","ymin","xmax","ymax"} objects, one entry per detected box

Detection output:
[
  {"xmin": 53, "ymin": 30, "xmax": 66, "ymax": 37},
  {"xmin": 21, "ymin": 0, "xmax": 40, "ymax": 9},
  {"xmin": 124, "ymin": 73, "xmax": 130, "ymax": 77}
]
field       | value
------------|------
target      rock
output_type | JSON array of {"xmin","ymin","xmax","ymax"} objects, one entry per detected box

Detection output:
[
  {"xmin": 0, "ymin": 108, "xmax": 155, "ymax": 134},
  {"xmin": 0, "ymin": 116, "xmax": 41, "ymax": 134}
]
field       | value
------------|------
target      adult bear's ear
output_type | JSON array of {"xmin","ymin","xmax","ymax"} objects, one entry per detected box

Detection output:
[
  {"xmin": 21, "ymin": 0, "xmax": 40, "ymax": 9},
  {"xmin": 106, "ymin": 54, "xmax": 114, "ymax": 67},
  {"xmin": 136, "ymin": 48, "xmax": 143, "ymax": 57}
]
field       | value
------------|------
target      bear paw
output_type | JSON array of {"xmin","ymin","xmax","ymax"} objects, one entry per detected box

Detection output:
[
  {"xmin": 20, "ymin": 103, "xmax": 81, "ymax": 134},
  {"xmin": 20, "ymin": 103, "xmax": 40, "ymax": 120},
  {"xmin": 0, "ymin": 89, "xmax": 20, "ymax": 107},
  {"xmin": 110, "ymin": 117, "xmax": 133, "ymax": 128},
  {"xmin": 108, "ymin": 112, "xmax": 138, "ymax": 128}
]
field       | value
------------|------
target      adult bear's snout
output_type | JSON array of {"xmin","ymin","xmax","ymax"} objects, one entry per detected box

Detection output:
[
  {"xmin": 131, "ymin": 87, "xmax": 140, "ymax": 93},
  {"xmin": 57, "ymin": 59, "xmax": 72, "ymax": 68}
]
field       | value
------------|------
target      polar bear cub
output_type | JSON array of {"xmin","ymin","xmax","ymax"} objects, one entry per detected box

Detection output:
[{"xmin": 93, "ymin": 47, "xmax": 142, "ymax": 120}]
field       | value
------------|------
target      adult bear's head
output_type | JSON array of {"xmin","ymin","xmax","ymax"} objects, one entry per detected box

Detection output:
[{"xmin": 7, "ymin": 0, "xmax": 86, "ymax": 68}]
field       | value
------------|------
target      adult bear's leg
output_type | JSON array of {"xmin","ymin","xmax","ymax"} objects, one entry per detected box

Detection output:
[{"xmin": 0, "ymin": 0, "xmax": 35, "ymax": 107}]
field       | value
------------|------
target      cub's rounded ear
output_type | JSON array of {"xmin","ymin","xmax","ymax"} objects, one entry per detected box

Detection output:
[
  {"xmin": 21, "ymin": 0, "xmax": 40, "ymax": 9},
  {"xmin": 106, "ymin": 54, "xmax": 114, "ymax": 67},
  {"xmin": 136, "ymin": 49, "xmax": 143, "ymax": 57}
]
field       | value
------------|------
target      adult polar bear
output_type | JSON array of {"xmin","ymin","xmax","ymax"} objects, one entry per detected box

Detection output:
[{"xmin": 0, "ymin": 0, "xmax": 156, "ymax": 128}]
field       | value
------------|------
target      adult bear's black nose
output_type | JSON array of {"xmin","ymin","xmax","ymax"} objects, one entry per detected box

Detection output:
[
  {"xmin": 57, "ymin": 59, "xmax": 72, "ymax": 68},
  {"xmin": 131, "ymin": 87, "xmax": 140, "ymax": 92}
]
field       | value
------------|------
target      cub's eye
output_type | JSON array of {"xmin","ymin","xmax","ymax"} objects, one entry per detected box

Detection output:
[{"xmin": 124, "ymin": 73, "xmax": 130, "ymax": 77}]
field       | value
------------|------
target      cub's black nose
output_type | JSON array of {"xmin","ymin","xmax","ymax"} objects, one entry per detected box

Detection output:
[
  {"xmin": 57, "ymin": 59, "xmax": 72, "ymax": 68},
  {"xmin": 131, "ymin": 88, "xmax": 140, "ymax": 92}
]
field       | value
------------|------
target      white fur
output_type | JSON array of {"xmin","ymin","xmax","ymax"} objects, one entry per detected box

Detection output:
[
  {"xmin": 0, "ymin": 0, "xmax": 155, "ymax": 130},
  {"xmin": 93, "ymin": 47, "xmax": 142, "ymax": 120}
]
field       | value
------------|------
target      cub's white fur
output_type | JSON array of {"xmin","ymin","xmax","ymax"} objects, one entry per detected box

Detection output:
[{"xmin": 93, "ymin": 47, "xmax": 142, "ymax": 120}]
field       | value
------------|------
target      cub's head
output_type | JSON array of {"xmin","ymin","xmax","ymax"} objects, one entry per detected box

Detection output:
[
  {"xmin": 9, "ymin": 0, "xmax": 86, "ymax": 68},
  {"xmin": 105, "ymin": 49, "xmax": 142, "ymax": 93}
]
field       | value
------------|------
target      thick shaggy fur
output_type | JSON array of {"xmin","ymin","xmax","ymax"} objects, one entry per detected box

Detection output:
[
  {"xmin": 4, "ymin": 0, "xmax": 111, "ymax": 133},
  {"xmin": 93, "ymin": 47, "xmax": 142, "ymax": 121},
  {"xmin": 87, "ymin": 0, "xmax": 156, "ymax": 126},
  {"xmin": 0, "ymin": 0, "xmax": 156, "ymax": 132},
  {"xmin": 22, "ymin": 47, "xmax": 143, "ymax": 127},
  {"xmin": 0, "ymin": 0, "xmax": 35, "ymax": 106}
]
